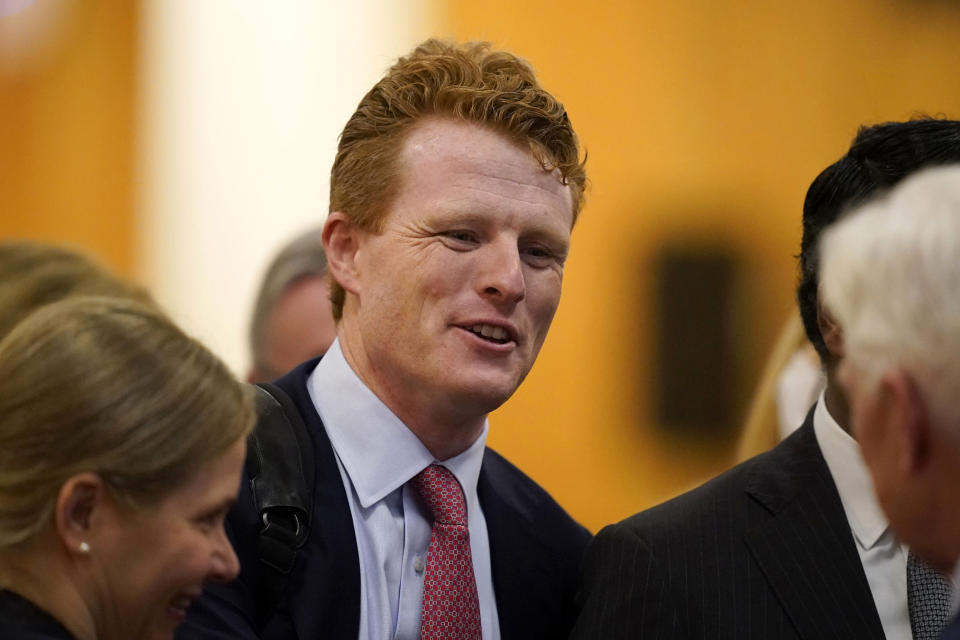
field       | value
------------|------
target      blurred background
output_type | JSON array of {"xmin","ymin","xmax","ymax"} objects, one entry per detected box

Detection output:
[{"xmin": 3, "ymin": 0, "xmax": 960, "ymax": 532}]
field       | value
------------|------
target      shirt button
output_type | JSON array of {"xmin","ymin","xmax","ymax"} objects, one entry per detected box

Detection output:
[{"xmin": 413, "ymin": 556, "xmax": 425, "ymax": 574}]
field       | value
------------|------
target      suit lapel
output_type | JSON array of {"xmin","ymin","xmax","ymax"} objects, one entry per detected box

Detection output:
[
  {"xmin": 479, "ymin": 451, "xmax": 578, "ymax": 637},
  {"xmin": 478, "ymin": 454, "xmax": 534, "ymax": 637},
  {"xmin": 276, "ymin": 361, "xmax": 361, "ymax": 640},
  {"xmin": 742, "ymin": 416, "xmax": 885, "ymax": 640}
]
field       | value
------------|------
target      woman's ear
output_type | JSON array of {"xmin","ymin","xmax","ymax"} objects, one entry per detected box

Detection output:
[
  {"xmin": 54, "ymin": 473, "xmax": 105, "ymax": 557},
  {"xmin": 322, "ymin": 212, "xmax": 365, "ymax": 298}
]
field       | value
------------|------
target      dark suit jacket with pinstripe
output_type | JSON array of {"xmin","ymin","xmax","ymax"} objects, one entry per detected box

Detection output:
[{"xmin": 571, "ymin": 410, "xmax": 887, "ymax": 639}]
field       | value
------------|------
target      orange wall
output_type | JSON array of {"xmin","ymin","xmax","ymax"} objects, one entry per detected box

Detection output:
[
  {"xmin": 6, "ymin": 1, "xmax": 960, "ymax": 534},
  {"xmin": 439, "ymin": 0, "xmax": 960, "ymax": 531},
  {"xmin": 0, "ymin": 1, "xmax": 136, "ymax": 275}
]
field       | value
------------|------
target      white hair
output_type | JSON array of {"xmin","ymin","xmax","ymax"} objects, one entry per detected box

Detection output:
[{"xmin": 821, "ymin": 164, "xmax": 960, "ymax": 434}]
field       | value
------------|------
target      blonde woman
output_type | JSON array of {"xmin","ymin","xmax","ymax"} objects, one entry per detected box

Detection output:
[
  {"xmin": 0, "ymin": 297, "xmax": 254, "ymax": 640},
  {"xmin": 0, "ymin": 240, "xmax": 154, "ymax": 339}
]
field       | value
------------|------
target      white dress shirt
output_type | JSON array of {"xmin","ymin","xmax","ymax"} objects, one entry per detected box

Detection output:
[
  {"xmin": 306, "ymin": 339, "xmax": 501, "ymax": 640},
  {"xmin": 813, "ymin": 392, "xmax": 911, "ymax": 640}
]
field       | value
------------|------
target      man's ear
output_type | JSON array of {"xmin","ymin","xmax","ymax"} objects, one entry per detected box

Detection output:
[
  {"xmin": 54, "ymin": 473, "xmax": 105, "ymax": 557},
  {"xmin": 322, "ymin": 212, "xmax": 364, "ymax": 297},
  {"xmin": 881, "ymin": 369, "xmax": 931, "ymax": 476},
  {"xmin": 816, "ymin": 289, "xmax": 845, "ymax": 359}
]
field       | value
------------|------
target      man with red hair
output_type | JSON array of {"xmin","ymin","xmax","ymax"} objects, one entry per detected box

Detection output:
[{"xmin": 182, "ymin": 39, "xmax": 589, "ymax": 640}]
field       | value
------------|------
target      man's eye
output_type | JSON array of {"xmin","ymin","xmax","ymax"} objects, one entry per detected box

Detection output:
[
  {"xmin": 441, "ymin": 230, "xmax": 478, "ymax": 245},
  {"xmin": 522, "ymin": 245, "xmax": 560, "ymax": 267}
]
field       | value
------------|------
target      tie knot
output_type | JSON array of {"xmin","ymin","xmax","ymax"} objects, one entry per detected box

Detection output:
[{"xmin": 410, "ymin": 464, "xmax": 468, "ymax": 526}]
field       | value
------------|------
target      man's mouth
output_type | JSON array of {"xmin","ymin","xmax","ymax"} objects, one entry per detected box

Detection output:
[{"xmin": 466, "ymin": 323, "xmax": 512, "ymax": 345}]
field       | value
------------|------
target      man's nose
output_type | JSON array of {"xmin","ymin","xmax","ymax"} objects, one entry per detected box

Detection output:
[{"xmin": 477, "ymin": 241, "xmax": 525, "ymax": 304}]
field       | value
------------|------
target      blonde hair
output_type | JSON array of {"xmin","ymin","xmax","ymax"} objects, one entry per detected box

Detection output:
[
  {"xmin": 328, "ymin": 38, "xmax": 587, "ymax": 319},
  {"xmin": 0, "ymin": 297, "xmax": 255, "ymax": 548},
  {"xmin": 0, "ymin": 240, "xmax": 154, "ymax": 340},
  {"xmin": 736, "ymin": 314, "xmax": 816, "ymax": 461}
]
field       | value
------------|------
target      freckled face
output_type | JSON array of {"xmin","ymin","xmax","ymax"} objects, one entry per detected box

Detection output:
[{"xmin": 349, "ymin": 118, "xmax": 574, "ymax": 423}]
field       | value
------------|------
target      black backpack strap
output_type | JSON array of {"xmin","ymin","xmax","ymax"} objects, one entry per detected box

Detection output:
[{"xmin": 247, "ymin": 382, "xmax": 315, "ymax": 630}]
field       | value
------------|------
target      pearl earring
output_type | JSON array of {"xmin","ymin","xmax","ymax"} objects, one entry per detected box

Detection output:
[{"xmin": 79, "ymin": 541, "xmax": 90, "ymax": 553}]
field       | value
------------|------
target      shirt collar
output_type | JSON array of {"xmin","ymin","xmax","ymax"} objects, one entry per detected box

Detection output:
[
  {"xmin": 306, "ymin": 338, "xmax": 488, "ymax": 510},
  {"xmin": 813, "ymin": 390, "xmax": 890, "ymax": 549}
]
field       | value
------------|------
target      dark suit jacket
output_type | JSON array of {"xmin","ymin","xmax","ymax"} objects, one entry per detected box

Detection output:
[
  {"xmin": 942, "ymin": 613, "xmax": 960, "ymax": 640},
  {"xmin": 571, "ymin": 411, "xmax": 886, "ymax": 639},
  {"xmin": 0, "ymin": 590, "xmax": 77, "ymax": 640},
  {"xmin": 179, "ymin": 358, "xmax": 590, "ymax": 640}
]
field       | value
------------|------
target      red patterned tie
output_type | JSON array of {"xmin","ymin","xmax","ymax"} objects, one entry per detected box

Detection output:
[{"xmin": 409, "ymin": 464, "xmax": 482, "ymax": 639}]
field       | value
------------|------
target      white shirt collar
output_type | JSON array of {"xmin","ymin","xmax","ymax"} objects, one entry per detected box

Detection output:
[
  {"xmin": 306, "ymin": 338, "xmax": 488, "ymax": 510},
  {"xmin": 813, "ymin": 390, "xmax": 890, "ymax": 550}
]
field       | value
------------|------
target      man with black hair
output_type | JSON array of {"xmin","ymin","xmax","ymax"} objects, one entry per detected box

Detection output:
[{"xmin": 573, "ymin": 118, "xmax": 960, "ymax": 640}]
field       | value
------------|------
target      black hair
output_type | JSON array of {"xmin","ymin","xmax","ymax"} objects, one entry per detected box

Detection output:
[{"xmin": 798, "ymin": 118, "xmax": 960, "ymax": 361}]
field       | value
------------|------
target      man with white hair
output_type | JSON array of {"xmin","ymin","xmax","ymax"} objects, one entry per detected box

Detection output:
[
  {"xmin": 821, "ymin": 164, "xmax": 960, "ymax": 639},
  {"xmin": 574, "ymin": 119, "xmax": 960, "ymax": 640}
]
